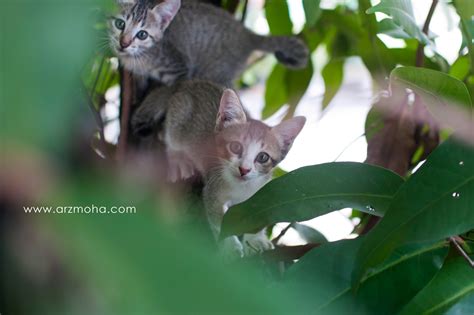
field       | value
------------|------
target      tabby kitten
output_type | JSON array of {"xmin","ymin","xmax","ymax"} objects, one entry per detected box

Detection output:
[
  {"xmin": 132, "ymin": 81, "xmax": 306, "ymax": 257},
  {"xmin": 110, "ymin": 0, "xmax": 309, "ymax": 86}
]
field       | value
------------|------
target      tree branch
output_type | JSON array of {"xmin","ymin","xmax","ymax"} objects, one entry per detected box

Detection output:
[
  {"xmin": 272, "ymin": 223, "xmax": 292, "ymax": 245},
  {"xmin": 117, "ymin": 68, "xmax": 134, "ymax": 161}
]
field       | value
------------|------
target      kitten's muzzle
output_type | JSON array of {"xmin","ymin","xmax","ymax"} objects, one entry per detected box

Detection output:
[
  {"xmin": 120, "ymin": 37, "xmax": 132, "ymax": 49},
  {"xmin": 238, "ymin": 167, "xmax": 251, "ymax": 177}
]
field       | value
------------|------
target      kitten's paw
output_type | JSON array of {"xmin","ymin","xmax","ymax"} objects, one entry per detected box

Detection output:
[
  {"xmin": 219, "ymin": 236, "xmax": 244, "ymax": 262},
  {"xmin": 242, "ymin": 233, "xmax": 274, "ymax": 256},
  {"xmin": 167, "ymin": 152, "xmax": 196, "ymax": 182},
  {"xmin": 275, "ymin": 37, "xmax": 309, "ymax": 69}
]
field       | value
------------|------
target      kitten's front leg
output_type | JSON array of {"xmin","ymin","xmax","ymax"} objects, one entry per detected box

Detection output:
[
  {"xmin": 203, "ymin": 185, "xmax": 243, "ymax": 260},
  {"xmin": 242, "ymin": 229, "xmax": 274, "ymax": 256}
]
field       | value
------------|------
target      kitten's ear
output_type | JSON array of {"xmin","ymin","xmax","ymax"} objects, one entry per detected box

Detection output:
[
  {"xmin": 272, "ymin": 116, "xmax": 306, "ymax": 158},
  {"xmin": 152, "ymin": 0, "xmax": 181, "ymax": 29},
  {"xmin": 216, "ymin": 89, "xmax": 247, "ymax": 131}
]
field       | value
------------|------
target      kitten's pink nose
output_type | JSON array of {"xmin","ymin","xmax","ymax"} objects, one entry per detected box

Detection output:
[
  {"xmin": 120, "ymin": 37, "xmax": 132, "ymax": 49},
  {"xmin": 239, "ymin": 167, "xmax": 251, "ymax": 176}
]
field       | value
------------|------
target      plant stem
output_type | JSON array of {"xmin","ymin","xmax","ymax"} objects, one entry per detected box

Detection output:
[
  {"xmin": 450, "ymin": 237, "xmax": 474, "ymax": 268},
  {"xmin": 416, "ymin": 0, "xmax": 438, "ymax": 67}
]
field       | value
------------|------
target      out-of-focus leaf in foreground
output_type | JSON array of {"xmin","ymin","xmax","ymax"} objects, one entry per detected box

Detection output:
[
  {"xmin": 0, "ymin": 1, "xmax": 98, "ymax": 152},
  {"xmin": 32, "ymin": 176, "xmax": 306, "ymax": 315}
]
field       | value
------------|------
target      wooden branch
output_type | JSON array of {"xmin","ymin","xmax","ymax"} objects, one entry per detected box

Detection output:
[
  {"xmin": 272, "ymin": 223, "xmax": 292, "ymax": 245},
  {"xmin": 117, "ymin": 68, "xmax": 134, "ymax": 161},
  {"xmin": 261, "ymin": 244, "xmax": 321, "ymax": 262}
]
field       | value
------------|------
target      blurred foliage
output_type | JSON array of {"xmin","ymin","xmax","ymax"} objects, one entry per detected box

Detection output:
[{"xmin": 2, "ymin": 0, "xmax": 474, "ymax": 314}]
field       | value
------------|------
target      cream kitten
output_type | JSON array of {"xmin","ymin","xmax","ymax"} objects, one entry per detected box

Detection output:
[{"xmin": 132, "ymin": 81, "xmax": 306, "ymax": 257}]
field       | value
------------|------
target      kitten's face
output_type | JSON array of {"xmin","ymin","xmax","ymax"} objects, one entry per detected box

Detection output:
[
  {"xmin": 214, "ymin": 90, "xmax": 306, "ymax": 183},
  {"xmin": 216, "ymin": 123, "xmax": 282, "ymax": 182},
  {"xmin": 109, "ymin": 0, "xmax": 180, "ymax": 59}
]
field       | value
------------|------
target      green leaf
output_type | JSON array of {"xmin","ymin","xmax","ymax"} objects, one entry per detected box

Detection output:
[
  {"xmin": 265, "ymin": 0, "xmax": 293, "ymax": 36},
  {"xmin": 399, "ymin": 257, "xmax": 474, "ymax": 315},
  {"xmin": 353, "ymin": 139, "xmax": 474, "ymax": 286},
  {"xmin": 450, "ymin": 55, "xmax": 471, "ymax": 81},
  {"xmin": 264, "ymin": 64, "xmax": 287, "ymax": 118},
  {"xmin": 377, "ymin": 18, "xmax": 411, "ymax": 39},
  {"xmin": 284, "ymin": 239, "xmax": 448, "ymax": 314},
  {"xmin": 366, "ymin": 0, "xmax": 432, "ymax": 46},
  {"xmin": 303, "ymin": 0, "xmax": 321, "ymax": 29},
  {"xmin": 291, "ymin": 222, "xmax": 328, "ymax": 243},
  {"xmin": 0, "ymin": 1, "xmax": 98, "ymax": 152},
  {"xmin": 322, "ymin": 58, "xmax": 345, "ymax": 109},
  {"xmin": 263, "ymin": 61, "xmax": 314, "ymax": 118},
  {"xmin": 35, "ymin": 176, "xmax": 306, "ymax": 315},
  {"xmin": 391, "ymin": 66, "xmax": 472, "ymax": 109},
  {"xmin": 365, "ymin": 105, "xmax": 385, "ymax": 142},
  {"xmin": 221, "ymin": 162, "xmax": 405, "ymax": 237},
  {"xmin": 445, "ymin": 292, "xmax": 474, "ymax": 315}
]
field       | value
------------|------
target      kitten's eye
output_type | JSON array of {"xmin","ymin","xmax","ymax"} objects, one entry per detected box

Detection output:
[
  {"xmin": 256, "ymin": 152, "xmax": 270, "ymax": 164},
  {"xmin": 229, "ymin": 141, "xmax": 243, "ymax": 155},
  {"xmin": 136, "ymin": 30, "xmax": 149, "ymax": 40},
  {"xmin": 114, "ymin": 19, "xmax": 126, "ymax": 31}
]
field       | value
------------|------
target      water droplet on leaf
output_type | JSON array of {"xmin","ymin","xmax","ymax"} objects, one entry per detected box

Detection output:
[{"xmin": 366, "ymin": 205, "xmax": 375, "ymax": 212}]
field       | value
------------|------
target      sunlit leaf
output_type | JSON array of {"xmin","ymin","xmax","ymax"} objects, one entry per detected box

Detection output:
[
  {"xmin": 303, "ymin": 0, "xmax": 321, "ymax": 28},
  {"xmin": 322, "ymin": 58, "xmax": 345, "ymax": 109},
  {"xmin": 265, "ymin": 0, "xmax": 293, "ymax": 36},
  {"xmin": 366, "ymin": 0, "xmax": 432, "ymax": 46}
]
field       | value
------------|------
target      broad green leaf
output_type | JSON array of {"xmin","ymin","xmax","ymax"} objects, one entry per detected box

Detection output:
[
  {"xmin": 366, "ymin": 0, "xmax": 432, "ymax": 46},
  {"xmin": 445, "ymin": 292, "xmax": 474, "ymax": 315},
  {"xmin": 377, "ymin": 18, "xmax": 411, "ymax": 39},
  {"xmin": 265, "ymin": 0, "xmax": 293, "ymax": 36},
  {"xmin": 322, "ymin": 58, "xmax": 345, "ymax": 109},
  {"xmin": 263, "ymin": 61, "xmax": 314, "ymax": 118},
  {"xmin": 399, "ymin": 257, "xmax": 474, "ymax": 315},
  {"xmin": 353, "ymin": 139, "xmax": 474, "ymax": 286},
  {"xmin": 291, "ymin": 222, "xmax": 328, "ymax": 243},
  {"xmin": 221, "ymin": 162, "xmax": 404, "ymax": 237},
  {"xmin": 284, "ymin": 239, "xmax": 447, "ymax": 315},
  {"xmin": 303, "ymin": 0, "xmax": 321, "ymax": 28}
]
